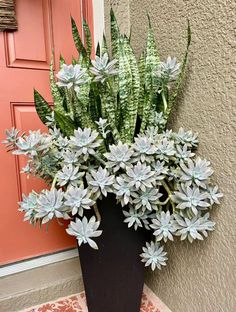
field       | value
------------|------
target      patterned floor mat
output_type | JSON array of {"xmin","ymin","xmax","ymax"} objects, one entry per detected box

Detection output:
[{"xmin": 22, "ymin": 284, "xmax": 172, "ymax": 312}]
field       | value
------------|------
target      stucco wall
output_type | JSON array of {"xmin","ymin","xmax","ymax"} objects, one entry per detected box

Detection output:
[{"xmin": 105, "ymin": 1, "xmax": 236, "ymax": 311}]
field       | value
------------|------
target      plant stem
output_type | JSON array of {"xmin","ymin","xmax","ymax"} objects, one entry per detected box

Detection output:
[
  {"xmin": 92, "ymin": 153, "xmax": 106, "ymax": 166},
  {"xmin": 93, "ymin": 203, "xmax": 101, "ymax": 221},
  {"xmin": 157, "ymin": 197, "xmax": 170, "ymax": 206},
  {"xmin": 161, "ymin": 180, "xmax": 175, "ymax": 212},
  {"xmin": 50, "ymin": 175, "xmax": 57, "ymax": 190},
  {"xmin": 161, "ymin": 90, "xmax": 168, "ymax": 112}
]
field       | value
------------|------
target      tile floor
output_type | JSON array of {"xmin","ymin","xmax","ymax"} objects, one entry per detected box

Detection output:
[{"xmin": 23, "ymin": 284, "xmax": 172, "ymax": 312}]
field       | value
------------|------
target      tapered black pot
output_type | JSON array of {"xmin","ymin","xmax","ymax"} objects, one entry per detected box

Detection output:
[{"xmin": 78, "ymin": 195, "xmax": 147, "ymax": 312}]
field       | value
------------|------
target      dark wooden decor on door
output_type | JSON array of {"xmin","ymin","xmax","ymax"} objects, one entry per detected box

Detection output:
[{"xmin": 0, "ymin": 0, "xmax": 17, "ymax": 31}]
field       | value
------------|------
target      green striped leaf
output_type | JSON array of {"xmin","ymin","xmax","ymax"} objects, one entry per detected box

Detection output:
[
  {"xmin": 138, "ymin": 52, "xmax": 146, "ymax": 118},
  {"xmin": 83, "ymin": 19, "xmax": 92, "ymax": 60},
  {"xmin": 141, "ymin": 16, "xmax": 160, "ymax": 131},
  {"xmin": 34, "ymin": 89, "xmax": 52, "ymax": 125},
  {"xmin": 110, "ymin": 8, "xmax": 120, "ymax": 59},
  {"xmin": 71, "ymin": 17, "xmax": 87, "ymax": 58},
  {"xmin": 118, "ymin": 38, "xmax": 132, "ymax": 142},
  {"xmin": 50, "ymin": 56, "xmax": 65, "ymax": 116},
  {"xmin": 166, "ymin": 20, "xmax": 191, "ymax": 120},
  {"xmin": 123, "ymin": 36, "xmax": 140, "ymax": 139},
  {"xmin": 54, "ymin": 110, "xmax": 75, "ymax": 137}
]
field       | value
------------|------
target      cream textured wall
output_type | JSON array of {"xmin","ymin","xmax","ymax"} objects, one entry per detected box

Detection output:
[{"xmin": 105, "ymin": 1, "xmax": 236, "ymax": 311}]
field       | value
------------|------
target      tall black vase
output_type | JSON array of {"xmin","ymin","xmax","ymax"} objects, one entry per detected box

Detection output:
[{"xmin": 78, "ymin": 195, "xmax": 147, "ymax": 312}]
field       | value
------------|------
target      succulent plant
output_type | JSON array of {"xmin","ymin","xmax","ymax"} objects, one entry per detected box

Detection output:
[
  {"xmin": 123, "ymin": 207, "xmax": 150, "ymax": 230},
  {"xmin": 179, "ymin": 158, "xmax": 214, "ymax": 188},
  {"xmin": 69, "ymin": 128, "xmax": 102, "ymax": 160},
  {"xmin": 104, "ymin": 142, "xmax": 134, "ymax": 171},
  {"xmin": 90, "ymin": 53, "xmax": 118, "ymax": 83},
  {"xmin": 150, "ymin": 211, "xmax": 175, "ymax": 242},
  {"xmin": 64, "ymin": 186, "xmax": 95, "ymax": 216},
  {"xmin": 36, "ymin": 189, "xmax": 69, "ymax": 224},
  {"xmin": 171, "ymin": 184, "xmax": 210, "ymax": 215},
  {"xmin": 131, "ymin": 188, "xmax": 162, "ymax": 212},
  {"xmin": 86, "ymin": 167, "xmax": 115, "ymax": 198},
  {"xmin": 57, "ymin": 164, "xmax": 84, "ymax": 187},
  {"xmin": 66, "ymin": 216, "xmax": 102, "ymax": 249},
  {"xmin": 155, "ymin": 56, "xmax": 181, "ymax": 85},
  {"xmin": 125, "ymin": 162, "xmax": 156, "ymax": 191},
  {"xmin": 173, "ymin": 213, "xmax": 215, "ymax": 243},
  {"xmin": 140, "ymin": 241, "xmax": 168, "ymax": 271},
  {"xmin": 56, "ymin": 64, "xmax": 90, "ymax": 92}
]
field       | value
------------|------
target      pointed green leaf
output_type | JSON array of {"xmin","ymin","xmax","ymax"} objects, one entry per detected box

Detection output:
[
  {"xmin": 110, "ymin": 8, "xmax": 120, "ymax": 58},
  {"xmin": 166, "ymin": 20, "xmax": 191, "ymax": 119},
  {"xmin": 83, "ymin": 19, "xmax": 92, "ymax": 59},
  {"xmin": 123, "ymin": 36, "xmax": 140, "ymax": 139},
  {"xmin": 54, "ymin": 110, "xmax": 75, "ymax": 137},
  {"xmin": 34, "ymin": 89, "xmax": 52, "ymax": 125},
  {"xmin": 71, "ymin": 17, "xmax": 87, "ymax": 58}
]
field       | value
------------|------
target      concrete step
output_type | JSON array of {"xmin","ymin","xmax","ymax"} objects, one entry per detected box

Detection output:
[{"xmin": 0, "ymin": 257, "xmax": 84, "ymax": 312}]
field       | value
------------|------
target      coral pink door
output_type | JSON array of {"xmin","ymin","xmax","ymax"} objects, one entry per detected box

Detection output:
[{"xmin": 0, "ymin": 0, "xmax": 94, "ymax": 265}]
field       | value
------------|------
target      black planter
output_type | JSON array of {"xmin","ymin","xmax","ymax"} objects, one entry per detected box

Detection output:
[{"xmin": 78, "ymin": 195, "xmax": 147, "ymax": 312}]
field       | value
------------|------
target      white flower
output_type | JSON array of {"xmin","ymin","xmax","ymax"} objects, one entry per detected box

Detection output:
[
  {"xmin": 66, "ymin": 216, "xmax": 102, "ymax": 249},
  {"xmin": 56, "ymin": 64, "xmax": 90, "ymax": 92},
  {"xmin": 140, "ymin": 241, "xmax": 168, "ymax": 271},
  {"xmin": 150, "ymin": 211, "xmax": 175, "ymax": 242},
  {"xmin": 64, "ymin": 186, "xmax": 95, "ymax": 216}
]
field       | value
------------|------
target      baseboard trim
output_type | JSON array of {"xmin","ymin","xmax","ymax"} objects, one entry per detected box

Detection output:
[{"xmin": 0, "ymin": 248, "xmax": 79, "ymax": 277}]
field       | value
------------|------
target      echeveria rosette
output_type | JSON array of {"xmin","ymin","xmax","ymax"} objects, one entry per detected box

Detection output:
[
  {"xmin": 69, "ymin": 128, "xmax": 102, "ymax": 161},
  {"xmin": 125, "ymin": 162, "xmax": 156, "ymax": 192},
  {"xmin": 131, "ymin": 188, "xmax": 162, "ymax": 212},
  {"xmin": 56, "ymin": 64, "xmax": 90, "ymax": 92},
  {"xmin": 140, "ymin": 241, "xmax": 168, "ymax": 271},
  {"xmin": 57, "ymin": 164, "xmax": 85, "ymax": 187},
  {"xmin": 171, "ymin": 184, "xmax": 210, "ymax": 215},
  {"xmin": 64, "ymin": 185, "xmax": 95, "ymax": 216},
  {"xmin": 90, "ymin": 53, "xmax": 118, "ymax": 83},
  {"xmin": 173, "ymin": 213, "xmax": 215, "ymax": 243},
  {"xmin": 150, "ymin": 211, "xmax": 176, "ymax": 242},
  {"xmin": 86, "ymin": 167, "xmax": 115, "ymax": 199},
  {"xmin": 123, "ymin": 207, "xmax": 151, "ymax": 230},
  {"xmin": 35, "ymin": 189, "xmax": 70, "ymax": 224},
  {"xmin": 179, "ymin": 158, "xmax": 214, "ymax": 188},
  {"xmin": 104, "ymin": 141, "xmax": 134, "ymax": 172},
  {"xmin": 66, "ymin": 216, "xmax": 102, "ymax": 249}
]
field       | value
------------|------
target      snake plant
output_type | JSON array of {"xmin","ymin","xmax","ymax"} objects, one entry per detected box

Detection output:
[{"xmin": 34, "ymin": 9, "xmax": 191, "ymax": 144}]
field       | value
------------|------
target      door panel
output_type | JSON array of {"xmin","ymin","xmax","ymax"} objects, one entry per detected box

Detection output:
[
  {"xmin": 0, "ymin": 0, "xmax": 94, "ymax": 265},
  {"xmin": 5, "ymin": 0, "xmax": 52, "ymax": 69}
]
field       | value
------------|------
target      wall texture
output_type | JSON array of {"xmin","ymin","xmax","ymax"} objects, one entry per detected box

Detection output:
[{"xmin": 105, "ymin": 1, "xmax": 236, "ymax": 311}]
